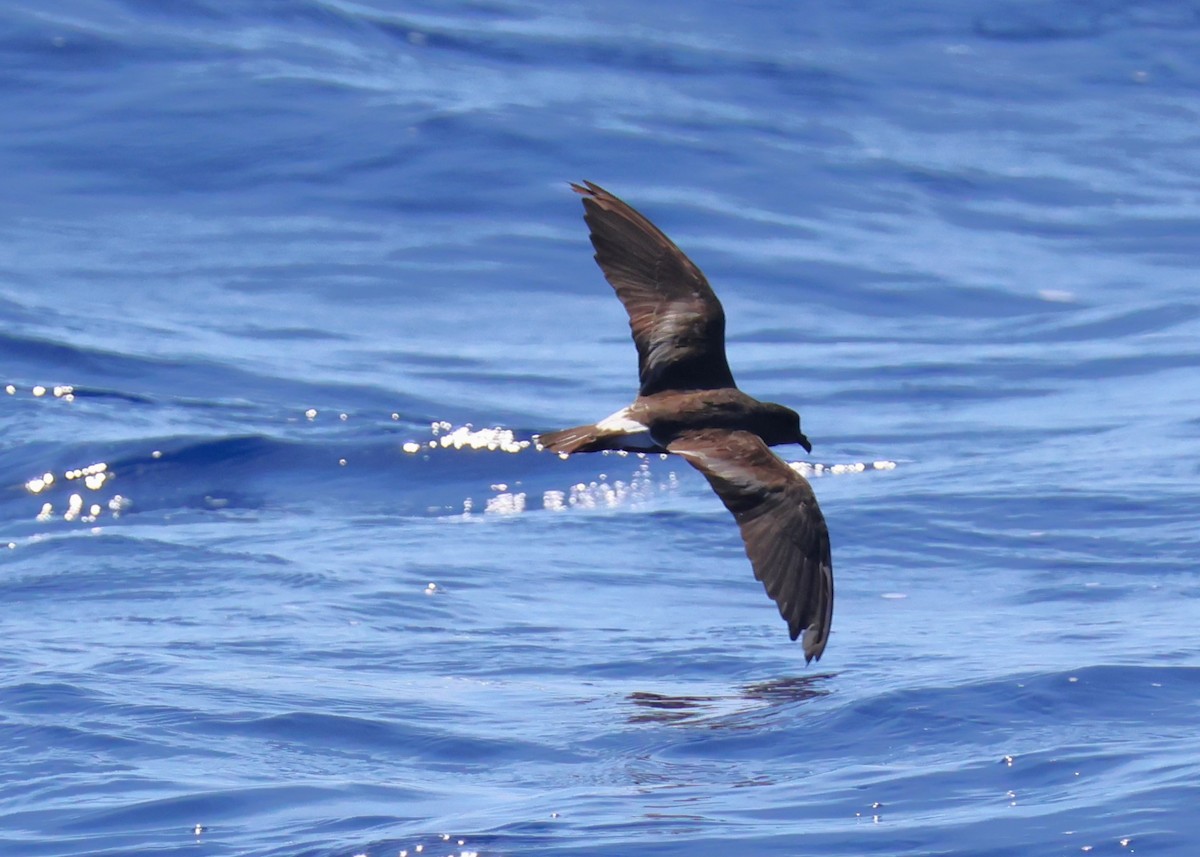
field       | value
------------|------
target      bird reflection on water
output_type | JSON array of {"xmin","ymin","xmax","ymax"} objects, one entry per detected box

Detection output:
[{"xmin": 626, "ymin": 674, "xmax": 834, "ymax": 726}]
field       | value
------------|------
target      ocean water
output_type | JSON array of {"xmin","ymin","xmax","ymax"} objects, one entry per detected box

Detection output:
[{"xmin": 2, "ymin": 1, "xmax": 1199, "ymax": 855}]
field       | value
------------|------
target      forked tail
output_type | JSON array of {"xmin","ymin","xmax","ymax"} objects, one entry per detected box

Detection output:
[
  {"xmin": 536, "ymin": 423, "xmax": 664, "ymax": 455},
  {"xmin": 535, "ymin": 425, "xmax": 602, "ymax": 455}
]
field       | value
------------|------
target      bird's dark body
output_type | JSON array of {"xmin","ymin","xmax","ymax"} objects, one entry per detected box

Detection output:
[
  {"xmin": 542, "ymin": 389, "xmax": 805, "ymax": 454},
  {"xmin": 537, "ymin": 181, "xmax": 834, "ymax": 662},
  {"xmin": 637, "ymin": 390, "xmax": 805, "ymax": 449}
]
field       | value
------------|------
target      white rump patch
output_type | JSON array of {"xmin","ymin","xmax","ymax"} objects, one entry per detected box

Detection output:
[
  {"xmin": 593, "ymin": 408, "xmax": 658, "ymax": 452},
  {"xmin": 595, "ymin": 408, "xmax": 649, "ymax": 434}
]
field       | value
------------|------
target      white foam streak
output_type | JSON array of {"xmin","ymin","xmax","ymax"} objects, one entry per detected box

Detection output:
[{"xmin": 789, "ymin": 459, "xmax": 896, "ymax": 477}]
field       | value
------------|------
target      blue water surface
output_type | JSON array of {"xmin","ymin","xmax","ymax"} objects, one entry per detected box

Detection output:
[{"xmin": 2, "ymin": 1, "xmax": 1199, "ymax": 855}]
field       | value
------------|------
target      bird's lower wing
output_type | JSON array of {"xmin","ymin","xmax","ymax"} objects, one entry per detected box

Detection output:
[{"xmin": 667, "ymin": 429, "xmax": 833, "ymax": 662}]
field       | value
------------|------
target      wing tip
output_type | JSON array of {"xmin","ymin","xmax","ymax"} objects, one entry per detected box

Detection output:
[
  {"xmin": 800, "ymin": 623, "xmax": 827, "ymax": 664},
  {"xmin": 570, "ymin": 179, "xmax": 604, "ymax": 198}
]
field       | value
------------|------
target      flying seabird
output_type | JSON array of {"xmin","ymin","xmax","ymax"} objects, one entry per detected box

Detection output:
[{"xmin": 537, "ymin": 181, "xmax": 833, "ymax": 662}]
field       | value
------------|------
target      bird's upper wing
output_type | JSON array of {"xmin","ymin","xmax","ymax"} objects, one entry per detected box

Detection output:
[
  {"xmin": 573, "ymin": 181, "xmax": 737, "ymax": 397},
  {"xmin": 667, "ymin": 429, "xmax": 833, "ymax": 662}
]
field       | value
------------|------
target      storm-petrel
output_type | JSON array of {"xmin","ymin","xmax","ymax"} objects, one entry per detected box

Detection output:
[{"xmin": 537, "ymin": 181, "xmax": 833, "ymax": 662}]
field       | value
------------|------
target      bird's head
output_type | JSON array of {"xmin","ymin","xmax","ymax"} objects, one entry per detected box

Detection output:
[{"xmin": 764, "ymin": 403, "xmax": 812, "ymax": 453}]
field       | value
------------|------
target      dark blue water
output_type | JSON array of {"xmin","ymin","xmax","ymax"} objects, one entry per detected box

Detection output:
[{"xmin": 3, "ymin": 1, "xmax": 1199, "ymax": 855}]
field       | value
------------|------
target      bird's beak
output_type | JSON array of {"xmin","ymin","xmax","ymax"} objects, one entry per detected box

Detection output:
[{"xmin": 798, "ymin": 433, "xmax": 812, "ymax": 454}]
